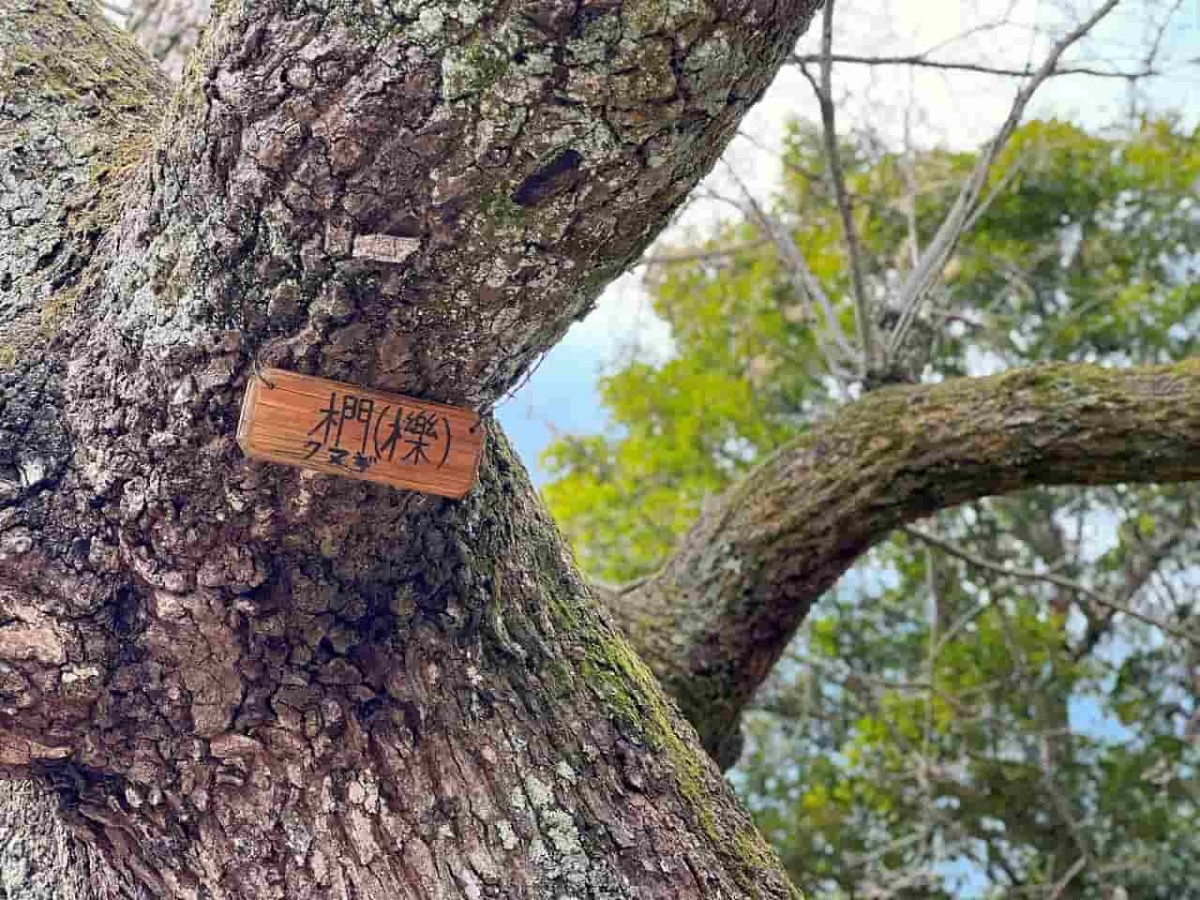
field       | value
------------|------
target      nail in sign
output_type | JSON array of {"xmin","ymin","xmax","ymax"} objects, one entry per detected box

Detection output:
[{"xmin": 237, "ymin": 369, "xmax": 484, "ymax": 498}]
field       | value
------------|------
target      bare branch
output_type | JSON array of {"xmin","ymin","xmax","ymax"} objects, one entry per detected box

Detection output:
[
  {"xmin": 904, "ymin": 526, "xmax": 1199, "ymax": 644},
  {"xmin": 789, "ymin": 52, "xmax": 1156, "ymax": 81},
  {"xmin": 639, "ymin": 239, "xmax": 770, "ymax": 268},
  {"xmin": 901, "ymin": 95, "xmax": 922, "ymax": 269},
  {"xmin": 884, "ymin": 0, "xmax": 1122, "ymax": 365},
  {"xmin": 1047, "ymin": 856, "xmax": 1088, "ymax": 900},
  {"xmin": 719, "ymin": 163, "xmax": 862, "ymax": 377},
  {"xmin": 814, "ymin": 0, "xmax": 875, "ymax": 374},
  {"xmin": 1075, "ymin": 524, "xmax": 1188, "ymax": 657}
]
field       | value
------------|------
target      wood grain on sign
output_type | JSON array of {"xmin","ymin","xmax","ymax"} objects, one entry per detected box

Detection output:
[{"xmin": 238, "ymin": 369, "xmax": 485, "ymax": 498}]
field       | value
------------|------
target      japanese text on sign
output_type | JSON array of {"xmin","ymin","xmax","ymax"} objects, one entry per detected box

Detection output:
[{"xmin": 237, "ymin": 369, "xmax": 484, "ymax": 498}]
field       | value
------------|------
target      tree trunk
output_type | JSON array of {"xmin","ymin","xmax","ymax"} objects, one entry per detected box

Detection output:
[
  {"xmin": 1, "ymin": 0, "xmax": 819, "ymax": 895},
  {"xmin": 6, "ymin": 1, "xmax": 1200, "ymax": 895}
]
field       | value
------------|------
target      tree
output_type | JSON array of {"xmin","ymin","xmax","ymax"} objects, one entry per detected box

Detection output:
[
  {"xmin": 543, "ymin": 16, "xmax": 1200, "ymax": 900},
  {"xmin": 0, "ymin": 2, "xmax": 1196, "ymax": 899}
]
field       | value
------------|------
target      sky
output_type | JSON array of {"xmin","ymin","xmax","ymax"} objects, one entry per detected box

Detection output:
[{"xmin": 497, "ymin": 0, "xmax": 1199, "ymax": 484}]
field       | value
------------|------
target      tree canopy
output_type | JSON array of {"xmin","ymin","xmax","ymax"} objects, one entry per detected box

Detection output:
[{"xmin": 544, "ymin": 117, "xmax": 1200, "ymax": 896}]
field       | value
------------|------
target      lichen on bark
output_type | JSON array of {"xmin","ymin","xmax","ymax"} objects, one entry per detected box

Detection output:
[
  {"xmin": 0, "ymin": 0, "xmax": 163, "ymax": 366},
  {"xmin": 1, "ymin": 0, "xmax": 821, "ymax": 895}
]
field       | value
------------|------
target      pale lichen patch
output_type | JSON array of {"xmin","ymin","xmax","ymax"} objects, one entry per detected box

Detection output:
[
  {"xmin": 496, "ymin": 820, "xmax": 520, "ymax": 850},
  {"xmin": 351, "ymin": 233, "xmax": 422, "ymax": 264},
  {"xmin": 524, "ymin": 773, "xmax": 554, "ymax": 809}
]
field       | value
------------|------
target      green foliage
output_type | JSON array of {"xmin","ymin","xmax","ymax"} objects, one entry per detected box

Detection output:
[
  {"xmin": 542, "ymin": 238, "xmax": 814, "ymax": 581},
  {"xmin": 546, "ymin": 118, "xmax": 1200, "ymax": 574},
  {"xmin": 542, "ymin": 117, "xmax": 1200, "ymax": 897}
]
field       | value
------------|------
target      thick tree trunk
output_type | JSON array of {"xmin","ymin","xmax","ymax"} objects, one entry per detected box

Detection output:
[
  {"xmin": 5, "ymin": 1, "xmax": 1199, "ymax": 895},
  {"xmin": 1, "ymin": 0, "xmax": 819, "ymax": 895}
]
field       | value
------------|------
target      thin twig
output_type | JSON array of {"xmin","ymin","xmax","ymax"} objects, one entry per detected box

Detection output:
[
  {"xmin": 901, "ymin": 86, "xmax": 922, "ymax": 269},
  {"xmin": 1047, "ymin": 856, "xmax": 1088, "ymax": 900},
  {"xmin": 814, "ymin": 0, "xmax": 875, "ymax": 375},
  {"xmin": 1143, "ymin": 0, "xmax": 1187, "ymax": 73},
  {"xmin": 984, "ymin": 598, "xmax": 1101, "ymax": 896},
  {"xmin": 639, "ymin": 239, "xmax": 769, "ymax": 268},
  {"xmin": 958, "ymin": 148, "xmax": 1029, "ymax": 236},
  {"xmin": 789, "ymin": 52, "xmax": 1156, "ymax": 81},
  {"xmin": 884, "ymin": 0, "xmax": 1123, "ymax": 363},
  {"xmin": 1075, "ymin": 529, "xmax": 1185, "ymax": 659},
  {"xmin": 905, "ymin": 525, "xmax": 1199, "ymax": 644},
  {"xmin": 719, "ymin": 163, "xmax": 861, "ymax": 376}
]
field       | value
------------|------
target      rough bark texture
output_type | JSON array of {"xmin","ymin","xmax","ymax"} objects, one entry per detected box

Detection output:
[
  {"xmin": 0, "ymin": 780, "xmax": 149, "ymax": 899},
  {"xmin": 1, "ymin": 0, "xmax": 821, "ymax": 895},
  {"xmin": 617, "ymin": 361, "xmax": 1200, "ymax": 764}
]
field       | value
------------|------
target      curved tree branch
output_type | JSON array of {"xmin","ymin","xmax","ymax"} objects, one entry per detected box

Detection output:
[{"xmin": 617, "ymin": 360, "xmax": 1200, "ymax": 763}]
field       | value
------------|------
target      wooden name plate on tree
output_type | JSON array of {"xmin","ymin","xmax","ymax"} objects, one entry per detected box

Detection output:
[{"xmin": 238, "ymin": 369, "xmax": 485, "ymax": 498}]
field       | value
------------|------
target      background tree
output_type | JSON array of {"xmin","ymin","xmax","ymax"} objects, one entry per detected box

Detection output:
[{"xmin": 543, "ymin": 5, "xmax": 1200, "ymax": 896}]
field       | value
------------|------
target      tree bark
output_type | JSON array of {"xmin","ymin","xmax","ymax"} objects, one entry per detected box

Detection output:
[
  {"xmin": 0, "ymin": 2, "xmax": 172, "ymax": 891},
  {"xmin": 0, "ymin": 779, "xmax": 149, "ymax": 899},
  {"xmin": 6, "ymin": 0, "xmax": 1200, "ymax": 894},
  {"xmin": 1, "ymin": 0, "xmax": 820, "ymax": 895},
  {"xmin": 616, "ymin": 361, "xmax": 1200, "ymax": 764}
]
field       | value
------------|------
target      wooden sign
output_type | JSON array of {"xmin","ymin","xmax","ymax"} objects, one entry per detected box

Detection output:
[{"xmin": 237, "ymin": 369, "xmax": 484, "ymax": 498}]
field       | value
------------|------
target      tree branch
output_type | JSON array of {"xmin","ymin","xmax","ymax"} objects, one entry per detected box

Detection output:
[
  {"xmin": 883, "ymin": 0, "xmax": 1121, "ymax": 367},
  {"xmin": 107, "ymin": 0, "xmax": 827, "ymax": 411},
  {"xmin": 640, "ymin": 238, "xmax": 770, "ymax": 268},
  {"xmin": 812, "ymin": 0, "xmax": 875, "ymax": 374},
  {"xmin": 789, "ymin": 52, "xmax": 1155, "ymax": 81},
  {"xmin": 717, "ymin": 169, "xmax": 861, "ymax": 378},
  {"xmin": 617, "ymin": 359, "xmax": 1200, "ymax": 762}
]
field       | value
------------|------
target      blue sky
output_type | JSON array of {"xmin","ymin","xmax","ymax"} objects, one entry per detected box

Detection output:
[{"xmin": 496, "ymin": 272, "xmax": 671, "ymax": 483}]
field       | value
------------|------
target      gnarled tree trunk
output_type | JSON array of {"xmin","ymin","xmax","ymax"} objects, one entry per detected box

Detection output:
[{"xmin": 1, "ymin": 0, "xmax": 819, "ymax": 895}]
